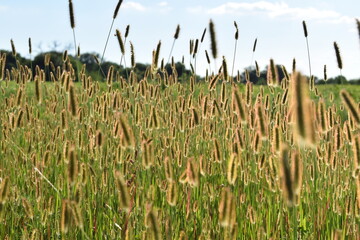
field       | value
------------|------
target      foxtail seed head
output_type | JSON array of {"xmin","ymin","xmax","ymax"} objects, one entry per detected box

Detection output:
[
  {"xmin": 68, "ymin": 0, "xmax": 75, "ymax": 29},
  {"xmin": 174, "ymin": 24, "xmax": 180, "ymax": 39},
  {"xmin": 333, "ymin": 42, "xmax": 343, "ymax": 70},
  {"xmin": 116, "ymin": 29, "xmax": 125, "ymax": 55},
  {"xmin": 302, "ymin": 20, "xmax": 308, "ymax": 37},
  {"xmin": 113, "ymin": 0, "xmax": 123, "ymax": 19},
  {"xmin": 209, "ymin": 19, "xmax": 218, "ymax": 59},
  {"xmin": 340, "ymin": 90, "xmax": 360, "ymax": 125},
  {"xmin": 115, "ymin": 171, "xmax": 130, "ymax": 212}
]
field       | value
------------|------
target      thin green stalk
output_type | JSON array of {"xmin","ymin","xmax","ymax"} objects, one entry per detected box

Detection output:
[
  {"xmin": 232, "ymin": 39, "xmax": 238, "ymax": 78},
  {"xmin": 305, "ymin": 38, "xmax": 312, "ymax": 77},
  {"xmin": 167, "ymin": 39, "xmax": 176, "ymax": 66},
  {"xmin": 100, "ymin": 19, "xmax": 115, "ymax": 65},
  {"xmin": 72, "ymin": 29, "xmax": 77, "ymax": 58}
]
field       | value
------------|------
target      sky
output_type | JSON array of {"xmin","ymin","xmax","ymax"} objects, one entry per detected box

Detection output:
[{"xmin": 0, "ymin": 0, "xmax": 359, "ymax": 79}]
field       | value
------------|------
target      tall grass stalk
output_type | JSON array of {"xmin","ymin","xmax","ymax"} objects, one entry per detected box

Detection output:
[
  {"xmin": 232, "ymin": 21, "xmax": 239, "ymax": 78},
  {"xmin": 100, "ymin": 0, "xmax": 123, "ymax": 65},
  {"xmin": 167, "ymin": 24, "xmax": 180, "ymax": 65}
]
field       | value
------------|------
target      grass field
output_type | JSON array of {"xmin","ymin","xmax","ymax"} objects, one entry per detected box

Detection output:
[{"xmin": 0, "ymin": 70, "xmax": 359, "ymax": 239}]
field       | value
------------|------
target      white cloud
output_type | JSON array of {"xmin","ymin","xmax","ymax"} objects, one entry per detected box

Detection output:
[
  {"xmin": 0, "ymin": 5, "xmax": 8, "ymax": 12},
  {"xmin": 195, "ymin": 1, "xmax": 357, "ymax": 24},
  {"xmin": 187, "ymin": 6, "xmax": 205, "ymax": 14},
  {"xmin": 123, "ymin": 2, "xmax": 146, "ymax": 12},
  {"xmin": 158, "ymin": 2, "xmax": 168, "ymax": 7}
]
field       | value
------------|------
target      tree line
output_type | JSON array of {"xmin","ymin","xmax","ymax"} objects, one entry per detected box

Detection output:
[{"xmin": 1, "ymin": 50, "xmax": 359, "ymax": 85}]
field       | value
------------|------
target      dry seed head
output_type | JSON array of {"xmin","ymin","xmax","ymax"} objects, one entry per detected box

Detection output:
[
  {"xmin": 267, "ymin": 59, "xmax": 279, "ymax": 86},
  {"xmin": 44, "ymin": 54, "xmax": 51, "ymax": 66},
  {"xmin": 164, "ymin": 156, "xmax": 174, "ymax": 182},
  {"xmin": 291, "ymin": 72, "xmax": 316, "ymax": 146},
  {"xmin": 145, "ymin": 206, "xmax": 162, "ymax": 240},
  {"xmin": 213, "ymin": 139, "xmax": 222, "ymax": 163},
  {"xmin": 60, "ymin": 199, "xmax": 72, "ymax": 233},
  {"xmin": 353, "ymin": 135, "xmax": 360, "ymax": 170},
  {"xmin": 107, "ymin": 65, "xmax": 114, "ymax": 86},
  {"xmin": 272, "ymin": 125, "xmax": 281, "ymax": 154},
  {"xmin": 10, "ymin": 39, "xmax": 16, "ymax": 57},
  {"xmin": 115, "ymin": 171, "xmax": 130, "ymax": 212},
  {"xmin": 16, "ymin": 109, "xmax": 24, "ymax": 128},
  {"xmin": 174, "ymin": 24, "xmax": 180, "ymax": 39},
  {"xmin": 28, "ymin": 37, "xmax": 32, "ymax": 54},
  {"xmin": 324, "ymin": 65, "xmax": 327, "ymax": 81},
  {"xmin": 68, "ymin": 145, "xmax": 78, "ymax": 184},
  {"xmin": 186, "ymin": 157, "xmax": 199, "ymax": 187},
  {"xmin": 234, "ymin": 21, "xmax": 239, "ymax": 40},
  {"xmin": 154, "ymin": 40, "xmax": 161, "ymax": 69},
  {"xmin": 0, "ymin": 177, "xmax": 10, "ymax": 203},
  {"xmin": 340, "ymin": 90, "xmax": 360, "ymax": 125},
  {"xmin": 113, "ymin": 0, "xmax": 123, "ymax": 19},
  {"xmin": 200, "ymin": 28, "xmax": 207, "ymax": 43},
  {"xmin": 142, "ymin": 140, "xmax": 154, "ymax": 169},
  {"xmin": 16, "ymin": 87, "xmax": 23, "ymax": 106},
  {"xmin": 96, "ymin": 130, "xmax": 103, "ymax": 147},
  {"xmin": 245, "ymin": 81, "xmax": 252, "ymax": 106},
  {"xmin": 218, "ymin": 187, "xmax": 236, "ymax": 228},
  {"xmin": 70, "ymin": 202, "xmax": 83, "ymax": 228},
  {"xmin": 222, "ymin": 56, "xmax": 228, "ymax": 81},
  {"xmin": 193, "ymin": 39, "xmax": 199, "ymax": 56},
  {"xmin": 116, "ymin": 29, "xmax": 125, "ymax": 55},
  {"xmin": 302, "ymin": 20, "xmax": 308, "ymax": 37},
  {"xmin": 292, "ymin": 58, "xmax": 296, "ymax": 73},
  {"xmin": 227, "ymin": 153, "xmax": 238, "ymax": 185},
  {"xmin": 291, "ymin": 151, "xmax": 303, "ymax": 197},
  {"xmin": 68, "ymin": 84, "xmax": 77, "ymax": 117},
  {"xmin": 232, "ymin": 88, "xmax": 246, "ymax": 122},
  {"xmin": 253, "ymin": 38, "xmax": 258, "ymax": 52},
  {"xmin": 333, "ymin": 42, "xmax": 343, "ymax": 70},
  {"xmin": 208, "ymin": 74, "xmax": 219, "ymax": 91},
  {"xmin": 189, "ymin": 39, "xmax": 194, "ymax": 55},
  {"xmin": 318, "ymin": 100, "xmax": 328, "ymax": 133},
  {"xmin": 22, "ymin": 198, "xmax": 34, "ymax": 220},
  {"xmin": 68, "ymin": 0, "xmax": 75, "ymax": 29},
  {"xmin": 166, "ymin": 181, "xmax": 178, "ymax": 206},
  {"xmin": 256, "ymin": 103, "xmax": 268, "ymax": 138},
  {"xmin": 279, "ymin": 145, "xmax": 294, "ymax": 206},
  {"xmin": 119, "ymin": 115, "xmax": 135, "ymax": 148},
  {"xmin": 130, "ymin": 41, "xmax": 136, "ymax": 68},
  {"xmin": 209, "ymin": 19, "xmax": 218, "ymax": 59},
  {"xmin": 255, "ymin": 61, "xmax": 260, "ymax": 77},
  {"xmin": 125, "ymin": 24, "xmax": 130, "ymax": 38},
  {"xmin": 34, "ymin": 76, "xmax": 41, "ymax": 103}
]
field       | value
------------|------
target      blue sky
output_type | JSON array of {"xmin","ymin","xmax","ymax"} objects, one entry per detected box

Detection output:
[{"xmin": 0, "ymin": 0, "xmax": 359, "ymax": 79}]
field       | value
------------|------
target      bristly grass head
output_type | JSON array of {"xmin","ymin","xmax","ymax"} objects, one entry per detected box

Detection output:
[
  {"xmin": 209, "ymin": 19, "xmax": 218, "ymax": 59},
  {"xmin": 253, "ymin": 38, "xmax": 258, "ymax": 52},
  {"xmin": 116, "ymin": 29, "xmax": 125, "ymax": 55},
  {"xmin": 10, "ymin": 39, "xmax": 16, "ymax": 57},
  {"xmin": 234, "ymin": 21, "xmax": 239, "ymax": 40},
  {"xmin": 130, "ymin": 41, "xmax": 136, "ymax": 69},
  {"xmin": 333, "ymin": 41, "xmax": 343, "ymax": 71},
  {"xmin": 28, "ymin": 38, "xmax": 32, "ymax": 54},
  {"xmin": 125, "ymin": 25, "xmax": 130, "ymax": 38},
  {"xmin": 302, "ymin": 20, "xmax": 308, "ymax": 37},
  {"xmin": 68, "ymin": 0, "xmax": 75, "ymax": 29},
  {"xmin": 174, "ymin": 24, "xmax": 180, "ymax": 39},
  {"xmin": 113, "ymin": 0, "xmax": 123, "ymax": 19},
  {"xmin": 340, "ymin": 89, "xmax": 360, "ymax": 125},
  {"xmin": 201, "ymin": 28, "xmax": 207, "ymax": 43}
]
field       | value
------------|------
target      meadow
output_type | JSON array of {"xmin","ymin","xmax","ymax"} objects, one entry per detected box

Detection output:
[
  {"xmin": 0, "ymin": 1, "xmax": 360, "ymax": 239},
  {"xmin": 0, "ymin": 66, "xmax": 359, "ymax": 239}
]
